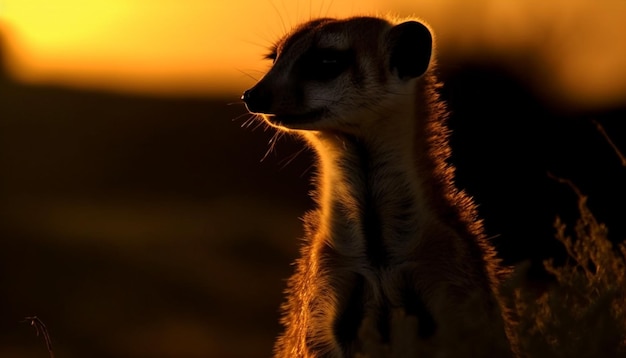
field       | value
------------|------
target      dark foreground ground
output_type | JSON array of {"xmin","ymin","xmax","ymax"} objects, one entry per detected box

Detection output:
[{"xmin": 1, "ymin": 51, "xmax": 625, "ymax": 357}]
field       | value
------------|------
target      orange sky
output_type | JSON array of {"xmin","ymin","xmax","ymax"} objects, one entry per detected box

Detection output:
[
  {"xmin": 1, "ymin": 0, "xmax": 625, "ymax": 108},
  {"xmin": 0, "ymin": 0, "xmax": 385, "ymax": 96}
]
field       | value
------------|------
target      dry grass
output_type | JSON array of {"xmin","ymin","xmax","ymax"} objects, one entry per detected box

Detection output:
[
  {"xmin": 507, "ymin": 176, "xmax": 626, "ymax": 358},
  {"xmin": 22, "ymin": 316, "xmax": 54, "ymax": 358}
]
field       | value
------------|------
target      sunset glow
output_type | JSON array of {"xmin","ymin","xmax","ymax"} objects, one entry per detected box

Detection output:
[
  {"xmin": 0, "ymin": 0, "xmax": 381, "ymax": 95},
  {"xmin": 1, "ymin": 0, "xmax": 625, "ymax": 107}
]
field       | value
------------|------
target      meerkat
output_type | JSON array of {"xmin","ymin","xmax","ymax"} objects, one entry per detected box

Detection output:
[{"xmin": 242, "ymin": 16, "xmax": 515, "ymax": 357}]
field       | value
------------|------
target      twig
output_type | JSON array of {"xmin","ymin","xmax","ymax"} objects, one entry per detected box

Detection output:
[
  {"xmin": 547, "ymin": 172, "xmax": 584, "ymax": 199},
  {"xmin": 592, "ymin": 119, "xmax": 626, "ymax": 167},
  {"xmin": 22, "ymin": 316, "xmax": 54, "ymax": 358}
]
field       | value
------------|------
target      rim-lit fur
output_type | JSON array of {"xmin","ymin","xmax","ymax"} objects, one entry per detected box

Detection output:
[{"xmin": 243, "ymin": 16, "xmax": 515, "ymax": 357}]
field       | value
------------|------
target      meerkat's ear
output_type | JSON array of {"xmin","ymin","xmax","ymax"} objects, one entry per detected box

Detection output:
[{"xmin": 388, "ymin": 21, "xmax": 432, "ymax": 80}]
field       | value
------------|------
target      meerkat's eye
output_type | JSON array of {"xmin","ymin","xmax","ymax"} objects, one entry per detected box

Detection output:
[{"xmin": 301, "ymin": 48, "xmax": 353, "ymax": 81}]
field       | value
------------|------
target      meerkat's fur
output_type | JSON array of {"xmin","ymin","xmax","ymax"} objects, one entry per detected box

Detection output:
[{"xmin": 242, "ymin": 16, "xmax": 515, "ymax": 357}]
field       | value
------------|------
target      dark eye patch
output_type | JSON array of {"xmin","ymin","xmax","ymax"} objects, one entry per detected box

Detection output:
[{"xmin": 298, "ymin": 48, "xmax": 354, "ymax": 81}]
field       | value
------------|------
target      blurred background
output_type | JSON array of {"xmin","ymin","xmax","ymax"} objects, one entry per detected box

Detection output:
[{"xmin": 0, "ymin": 1, "xmax": 625, "ymax": 357}]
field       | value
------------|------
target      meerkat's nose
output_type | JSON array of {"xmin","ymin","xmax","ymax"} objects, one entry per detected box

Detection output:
[
  {"xmin": 241, "ymin": 89, "xmax": 252, "ymax": 102},
  {"xmin": 242, "ymin": 86, "xmax": 273, "ymax": 114}
]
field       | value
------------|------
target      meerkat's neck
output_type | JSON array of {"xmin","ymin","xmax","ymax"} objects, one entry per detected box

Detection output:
[{"xmin": 302, "ymin": 76, "xmax": 445, "ymax": 267}]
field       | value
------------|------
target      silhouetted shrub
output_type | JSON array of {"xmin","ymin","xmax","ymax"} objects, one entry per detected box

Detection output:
[{"xmin": 509, "ymin": 179, "xmax": 626, "ymax": 358}]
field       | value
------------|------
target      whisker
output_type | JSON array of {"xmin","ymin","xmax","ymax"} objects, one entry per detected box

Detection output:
[
  {"xmin": 279, "ymin": 0, "xmax": 292, "ymax": 29},
  {"xmin": 262, "ymin": 130, "xmax": 283, "ymax": 162},
  {"xmin": 237, "ymin": 37, "xmax": 275, "ymax": 50},
  {"xmin": 269, "ymin": 0, "xmax": 288, "ymax": 35},
  {"xmin": 252, "ymin": 117, "xmax": 268, "ymax": 131},
  {"xmin": 241, "ymin": 115, "xmax": 256, "ymax": 128},
  {"xmin": 279, "ymin": 145, "xmax": 309, "ymax": 170},
  {"xmin": 232, "ymin": 111, "xmax": 252, "ymax": 122},
  {"xmin": 323, "ymin": 0, "xmax": 335, "ymax": 18},
  {"xmin": 245, "ymin": 115, "xmax": 266, "ymax": 130},
  {"xmin": 300, "ymin": 162, "xmax": 316, "ymax": 179},
  {"xmin": 236, "ymin": 68, "xmax": 261, "ymax": 82}
]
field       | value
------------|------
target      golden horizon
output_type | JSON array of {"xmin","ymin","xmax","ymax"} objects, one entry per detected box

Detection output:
[
  {"xmin": 1, "ymin": 0, "xmax": 625, "ymax": 108},
  {"xmin": 0, "ymin": 0, "xmax": 383, "ymax": 96}
]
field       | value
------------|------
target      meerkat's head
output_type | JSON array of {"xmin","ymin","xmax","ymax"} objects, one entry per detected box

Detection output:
[{"xmin": 241, "ymin": 17, "xmax": 433, "ymax": 133}]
